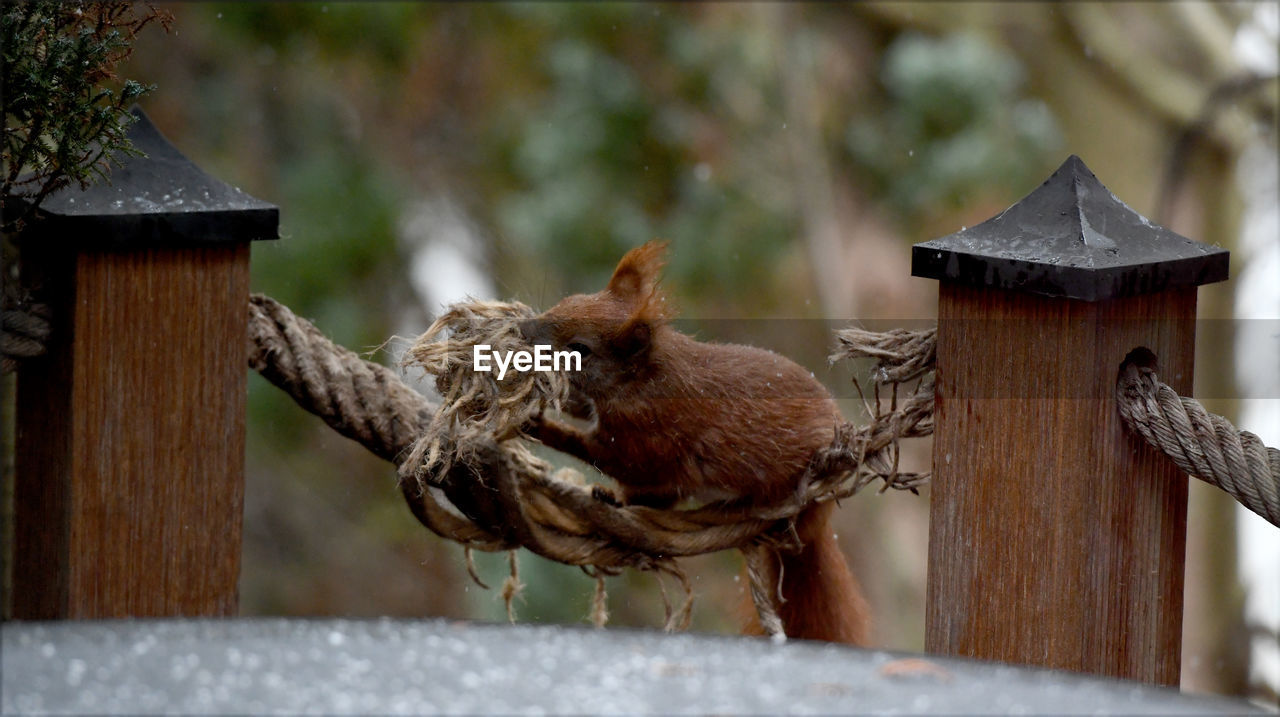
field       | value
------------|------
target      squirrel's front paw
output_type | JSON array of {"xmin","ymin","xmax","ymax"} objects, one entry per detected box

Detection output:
[
  {"xmin": 521, "ymin": 408, "xmax": 549, "ymax": 436},
  {"xmin": 591, "ymin": 484, "xmax": 622, "ymax": 506}
]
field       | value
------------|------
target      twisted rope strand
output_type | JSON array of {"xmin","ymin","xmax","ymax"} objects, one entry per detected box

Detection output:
[
  {"xmin": 1117, "ymin": 361, "xmax": 1280, "ymax": 526},
  {"xmin": 248, "ymin": 294, "xmax": 433, "ymax": 464}
]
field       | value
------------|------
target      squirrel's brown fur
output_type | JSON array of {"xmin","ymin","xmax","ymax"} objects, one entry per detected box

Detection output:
[{"xmin": 524, "ymin": 241, "xmax": 869, "ymax": 644}]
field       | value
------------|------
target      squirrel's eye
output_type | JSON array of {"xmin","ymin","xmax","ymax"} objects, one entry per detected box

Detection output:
[{"xmin": 567, "ymin": 342, "xmax": 592, "ymax": 357}]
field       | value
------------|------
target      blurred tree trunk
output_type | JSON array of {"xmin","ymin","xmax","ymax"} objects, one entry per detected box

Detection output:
[{"xmin": 1167, "ymin": 146, "xmax": 1251, "ymax": 696}]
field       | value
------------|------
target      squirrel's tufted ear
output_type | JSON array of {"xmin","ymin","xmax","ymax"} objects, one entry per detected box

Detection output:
[{"xmin": 606, "ymin": 240, "xmax": 668, "ymax": 303}]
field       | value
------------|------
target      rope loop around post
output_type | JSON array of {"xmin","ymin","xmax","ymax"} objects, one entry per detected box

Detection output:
[{"xmin": 1117, "ymin": 353, "xmax": 1280, "ymax": 527}]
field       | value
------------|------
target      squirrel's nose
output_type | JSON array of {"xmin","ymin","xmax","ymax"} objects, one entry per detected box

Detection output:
[{"xmin": 517, "ymin": 318, "xmax": 544, "ymax": 344}]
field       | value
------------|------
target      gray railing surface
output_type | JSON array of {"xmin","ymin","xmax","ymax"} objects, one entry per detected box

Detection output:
[{"xmin": 2, "ymin": 618, "xmax": 1264, "ymax": 715}]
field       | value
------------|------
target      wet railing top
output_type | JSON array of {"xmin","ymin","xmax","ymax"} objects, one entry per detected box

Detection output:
[{"xmin": 1, "ymin": 618, "xmax": 1263, "ymax": 715}]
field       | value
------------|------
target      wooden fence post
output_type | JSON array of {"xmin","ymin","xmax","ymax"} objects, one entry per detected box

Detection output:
[
  {"xmin": 912, "ymin": 156, "xmax": 1229, "ymax": 685},
  {"xmin": 11, "ymin": 108, "xmax": 278, "ymax": 618}
]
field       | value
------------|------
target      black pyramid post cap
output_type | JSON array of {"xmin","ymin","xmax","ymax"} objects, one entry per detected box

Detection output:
[
  {"xmin": 911, "ymin": 155, "xmax": 1229, "ymax": 301},
  {"xmin": 18, "ymin": 106, "xmax": 278, "ymax": 247}
]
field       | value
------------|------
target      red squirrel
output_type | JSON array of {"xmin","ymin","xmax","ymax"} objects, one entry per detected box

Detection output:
[{"xmin": 522, "ymin": 240, "xmax": 869, "ymax": 645}]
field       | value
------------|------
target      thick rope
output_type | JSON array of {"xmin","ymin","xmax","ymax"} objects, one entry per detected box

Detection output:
[
  {"xmin": 247, "ymin": 294, "xmax": 934, "ymax": 634},
  {"xmin": 841, "ymin": 326, "xmax": 1280, "ymax": 528},
  {"xmin": 1117, "ymin": 360, "xmax": 1280, "ymax": 527},
  {"xmin": 248, "ymin": 294, "xmax": 435, "ymax": 464}
]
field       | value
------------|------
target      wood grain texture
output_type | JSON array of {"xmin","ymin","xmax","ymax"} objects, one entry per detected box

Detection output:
[
  {"xmin": 925, "ymin": 282, "xmax": 1194, "ymax": 686},
  {"xmin": 13, "ymin": 245, "xmax": 248, "ymax": 618}
]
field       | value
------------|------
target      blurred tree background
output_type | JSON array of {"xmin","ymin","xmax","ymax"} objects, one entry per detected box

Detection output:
[{"xmin": 103, "ymin": 0, "xmax": 1276, "ymax": 700}]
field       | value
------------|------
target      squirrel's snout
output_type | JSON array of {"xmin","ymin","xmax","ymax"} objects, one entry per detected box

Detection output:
[{"xmin": 518, "ymin": 318, "xmax": 545, "ymax": 344}]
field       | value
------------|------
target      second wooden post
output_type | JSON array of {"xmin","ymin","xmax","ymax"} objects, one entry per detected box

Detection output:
[{"xmin": 912, "ymin": 156, "xmax": 1229, "ymax": 685}]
